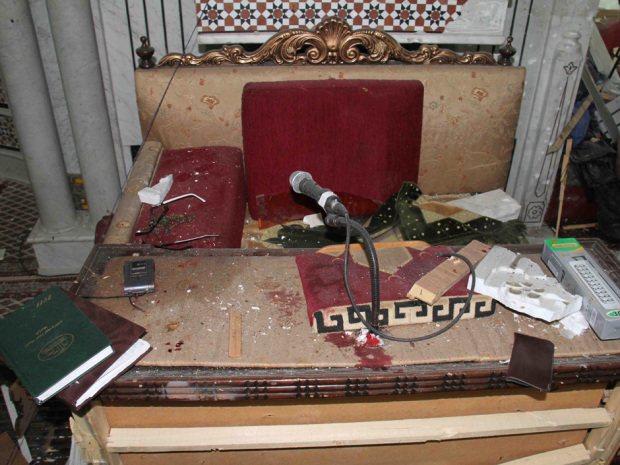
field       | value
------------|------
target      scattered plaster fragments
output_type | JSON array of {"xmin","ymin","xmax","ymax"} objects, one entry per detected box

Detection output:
[{"xmin": 468, "ymin": 246, "xmax": 582, "ymax": 323}]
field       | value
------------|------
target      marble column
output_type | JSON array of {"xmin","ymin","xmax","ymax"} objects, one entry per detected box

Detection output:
[
  {"xmin": 0, "ymin": 0, "xmax": 77, "ymax": 233},
  {"xmin": 506, "ymin": 0, "xmax": 599, "ymax": 227},
  {"xmin": 46, "ymin": 0, "xmax": 121, "ymax": 224}
]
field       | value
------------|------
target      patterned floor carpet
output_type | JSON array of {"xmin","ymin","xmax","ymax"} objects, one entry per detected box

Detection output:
[
  {"xmin": 0, "ymin": 180, "xmax": 38, "ymax": 277},
  {"xmin": 0, "ymin": 179, "xmax": 74, "ymax": 464},
  {"xmin": 0, "ymin": 180, "xmax": 75, "ymax": 318}
]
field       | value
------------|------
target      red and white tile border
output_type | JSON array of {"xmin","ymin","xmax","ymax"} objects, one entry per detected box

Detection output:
[{"xmin": 195, "ymin": 0, "xmax": 467, "ymax": 33}]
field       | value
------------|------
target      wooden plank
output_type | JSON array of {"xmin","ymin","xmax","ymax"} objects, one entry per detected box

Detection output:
[
  {"xmin": 118, "ymin": 432, "xmax": 588, "ymax": 465},
  {"xmin": 1, "ymin": 385, "xmax": 31, "ymax": 462},
  {"xmin": 500, "ymin": 444, "xmax": 590, "ymax": 465},
  {"xmin": 228, "ymin": 310, "xmax": 242, "ymax": 358},
  {"xmin": 547, "ymin": 97, "xmax": 592, "ymax": 154},
  {"xmin": 562, "ymin": 223, "xmax": 598, "ymax": 231},
  {"xmin": 69, "ymin": 417, "xmax": 108, "ymax": 465},
  {"xmin": 106, "ymin": 408, "xmax": 612, "ymax": 453},
  {"xmin": 585, "ymin": 385, "xmax": 620, "ymax": 464},
  {"xmin": 104, "ymin": 141, "xmax": 163, "ymax": 245},
  {"xmin": 0, "ymin": 432, "xmax": 29, "ymax": 465},
  {"xmin": 118, "ymin": 431, "xmax": 587, "ymax": 465},
  {"xmin": 318, "ymin": 240, "xmax": 429, "ymax": 254},
  {"xmin": 555, "ymin": 138, "xmax": 573, "ymax": 238},
  {"xmin": 82, "ymin": 401, "xmax": 124, "ymax": 465},
  {"xmin": 407, "ymin": 240, "xmax": 490, "ymax": 305}
]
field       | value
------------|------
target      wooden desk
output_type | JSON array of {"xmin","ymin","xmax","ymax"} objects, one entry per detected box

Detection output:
[{"xmin": 71, "ymin": 241, "xmax": 620, "ymax": 465}]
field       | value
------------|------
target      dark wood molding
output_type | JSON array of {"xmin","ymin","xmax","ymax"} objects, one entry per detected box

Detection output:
[
  {"xmin": 100, "ymin": 355, "xmax": 620, "ymax": 403},
  {"xmin": 136, "ymin": 36, "xmax": 155, "ymax": 69}
]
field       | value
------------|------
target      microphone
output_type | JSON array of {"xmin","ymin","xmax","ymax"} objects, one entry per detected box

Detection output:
[{"xmin": 289, "ymin": 171, "xmax": 348, "ymax": 217}]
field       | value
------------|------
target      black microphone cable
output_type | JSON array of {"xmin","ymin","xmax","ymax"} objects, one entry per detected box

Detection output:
[{"xmin": 328, "ymin": 213, "xmax": 476, "ymax": 343}]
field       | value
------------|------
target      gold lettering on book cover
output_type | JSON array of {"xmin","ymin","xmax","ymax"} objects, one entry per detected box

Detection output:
[
  {"xmin": 38, "ymin": 334, "xmax": 74, "ymax": 361},
  {"xmin": 36, "ymin": 294, "xmax": 52, "ymax": 308}
]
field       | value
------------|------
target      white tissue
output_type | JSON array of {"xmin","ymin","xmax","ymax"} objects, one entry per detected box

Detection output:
[{"xmin": 558, "ymin": 311, "xmax": 590, "ymax": 339}]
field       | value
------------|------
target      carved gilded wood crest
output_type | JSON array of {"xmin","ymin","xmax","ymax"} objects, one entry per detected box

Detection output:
[{"xmin": 157, "ymin": 17, "xmax": 499, "ymax": 67}]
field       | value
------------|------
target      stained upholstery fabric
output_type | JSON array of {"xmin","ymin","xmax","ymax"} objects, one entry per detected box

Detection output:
[
  {"xmin": 131, "ymin": 146, "xmax": 246, "ymax": 248},
  {"xmin": 242, "ymin": 80, "xmax": 424, "ymax": 221},
  {"xmin": 135, "ymin": 65, "xmax": 525, "ymax": 195}
]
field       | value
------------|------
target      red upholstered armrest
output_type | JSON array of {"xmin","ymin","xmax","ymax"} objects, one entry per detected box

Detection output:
[
  {"xmin": 131, "ymin": 146, "xmax": 246, "ymax": 249},
  {"xmin": 242, "ymin": 79, "xmax": 424, "ymax": 222}
]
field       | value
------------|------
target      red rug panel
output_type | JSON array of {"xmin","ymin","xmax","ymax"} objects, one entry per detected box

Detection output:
[
  {"xmin": 296, "ymin": 246, "xmax": 475, "ymax": 326},
  {"xmin": 132, "ymin": 146, "xmax": 246, "ymax": 249}
]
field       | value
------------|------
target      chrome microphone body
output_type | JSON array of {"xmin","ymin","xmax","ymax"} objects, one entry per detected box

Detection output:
[{"xmin": 289, "ymin": 171, "xmax": 348, "ymax": 216}]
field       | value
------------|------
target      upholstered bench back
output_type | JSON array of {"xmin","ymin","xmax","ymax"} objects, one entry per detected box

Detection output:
[
  {"xmin": 135, "ymin": 64, "xmax": 525, "ymax": 196},
  {"xmin": 241, "ymin": 79, "xmax": 424, "ymax": 221}
]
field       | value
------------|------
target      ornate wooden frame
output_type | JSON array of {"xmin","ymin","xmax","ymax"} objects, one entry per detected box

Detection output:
[{"xmin": 151, "ymin": 17, "xmax": 511, "ymax": 68}]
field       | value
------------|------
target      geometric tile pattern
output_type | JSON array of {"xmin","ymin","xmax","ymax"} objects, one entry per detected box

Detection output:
[
  {"xmin": 0, "ymin": 115, "xmax": 20, "ymax": 151},
  {"xmin": 196, "ymin": 0, "xmax": 467, "ymax": 32}
]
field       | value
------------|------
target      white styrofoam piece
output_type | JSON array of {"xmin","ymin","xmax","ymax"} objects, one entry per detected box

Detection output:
[
  {"xmin": 138, "ymin": 174, "xmax": 173, "ymax": 205},
  {"xmin": 468, "ymin": 246, "xmax": 582, "ymax": 322},
  {"xmin": 303, "ymin": 213, "xmax": 324, "ymax": 228},
  {"xmin": 557, "ymin": 311, "xmax": 589, "ymax": 339},
  {"xmin": 446, "ymin": 189, "xmax": 521, "ymax": 222}
]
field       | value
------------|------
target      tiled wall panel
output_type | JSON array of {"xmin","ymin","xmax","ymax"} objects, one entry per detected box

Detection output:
[{"xmin": 196, "ymin": 0, "xmax": 467, "ymax": 32}]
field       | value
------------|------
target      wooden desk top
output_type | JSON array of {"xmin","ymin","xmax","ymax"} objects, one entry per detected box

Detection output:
[{"xmin": 75, "ymin": 243, "xmax": 620, "ymax": 401}]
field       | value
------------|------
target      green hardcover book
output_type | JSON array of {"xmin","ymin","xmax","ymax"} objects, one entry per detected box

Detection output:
[{"xmin": 0, "ymin": 287, "xmax": 113, "ymax": 404}]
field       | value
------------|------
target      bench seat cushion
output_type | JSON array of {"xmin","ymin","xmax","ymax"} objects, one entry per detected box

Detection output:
[{"xmin": 131, "ymin": 146, "xmax": 246, "ymax": 249}]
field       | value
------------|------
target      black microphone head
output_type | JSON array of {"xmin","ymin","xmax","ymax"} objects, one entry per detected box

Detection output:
[{"xmin": 289, "ymin": 171, "xmax": 312, "ymax": 194}]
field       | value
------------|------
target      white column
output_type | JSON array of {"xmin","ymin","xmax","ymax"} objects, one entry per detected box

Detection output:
[
  {"xmin": 46, "ymin": 0, "xmax": 121, "ymax": 224},
  {"xmin": 0, "ymin": 0, "xmax": 77, "ymax": 233},
  {"xmin": 506, "ymin": 0, "xmax": 599, "ymax": 226}
]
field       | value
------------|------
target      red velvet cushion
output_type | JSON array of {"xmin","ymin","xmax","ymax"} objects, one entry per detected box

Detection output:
[
  {"xmin": 242, "ymin": 79, "xmax": 424, "ymax": 221},
  {"xmin": 132, "ymin": 146, "xmax": 246, "ymax": 249}
]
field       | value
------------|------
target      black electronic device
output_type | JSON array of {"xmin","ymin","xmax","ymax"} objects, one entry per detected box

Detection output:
[{"xmin": 123, "ymin": 259, "xmax": 155, "ymax": 296}]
